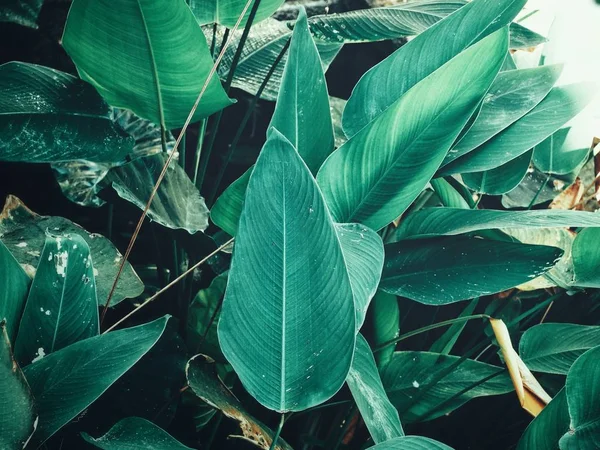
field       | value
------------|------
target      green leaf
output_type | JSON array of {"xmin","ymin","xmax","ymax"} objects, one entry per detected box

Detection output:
[
  {"xmin": 368, "ymin": 291, "xmax": 399, "ymax": 369},
  {"xmin": 367, "ymin": 436, "xmax": 453, "ymax": 450},
  {"xmin": 380, "ymin": 236, "xmax": 562, "ymax": 305},
  {"xmin": 218, "ymin": 130, "xmax": 356, "ymax": 412},
  {"xmin": 520, "ymin": 324, "xmax": 600, "ymax": 375},
  {"xmin": 430, "ymin": 298, "xmax": 479, "ymax": 354},
  {"xmin": 63, "ymin": 0, "xmax": 233, "ymax": 129},
  {"xmin": 532, "ymin": 127, "xmax": 589, "ymax": 176},
  {"xmin": 397, "ymin": 207, "xmax": 600, "ymax": 240},
  {"xmin": 0, "ymin": 195, "xmax": 143, "ymax": 306},
  {"xmin": 572, "ymin": 228, "xmax": 600, "ymax": 288},
  {"xmin": 517, "ymin": 388, "xmax": 568, "ymax": 450},
  {"xmin": 186, "ymin": 355, "xmax": 293, "ymax": 450},
  {"xmin": 0, "ymin": 240, "xmax": 30, "ymax": 343},
  {"xmin": 0, "ymin": 0, "xmax": 43, "ymax": 28},
  {"xmin": 190, "ymin": 0, "xmax": 284, "ymax": 27},
  {"xmin": 430, "ymin": 178, "xmax": 470, "ymax": 209},
  {"xmin": 317, "ymin": 28, "xmax": 507, "ymax": 231},
  {"xmin": 14, "ymin": 234, "xmax": 98, "ymax": 367},
  {"xmin": 108, "ymin": 153, "xmax": 209, "ymax": 234},
  {"xmin": 347, "ymin": 334, "xmax": 404, "ymax": 443},
  {"xmin": 461, "ymin": 150, "xmax": 532, "ymax": 195},
  {"xmin": 0, "ymin": 322, "xmax": 36, "ymax": 450},
  {"xmin": 381, "ymin": 351, "xmax": 512, "ymax": 422},
  {"xmin": 502, "ymin": 167, "xmax": 577, "ymax": 209},
  {"xmin": 81, "ymin": 417, "xmax": 192, "ymax": 450},
  {"xmin": 330, "ymin": 96, "xmax": 348, "ymax": 148},
  {"xmin": 442, "ymin": 65, "xmax": 562, "ymax": 167},
  {"xmin": 214, "ymin": 19, "xmax": 342, "ymax": 101},
  {"xmin": 0, "ymin": 62, "xmax": 133, "ymax": 163},
  {"xmin": 559, "ymin": 345, "xmax": 600, "ymax": 449},
  {"xmin": 509, "ymin": 22, "xmax": 547, "ymax": 49},
  {"xmin": 23, "ymin": 316, "xmax": 168, "ymax": 447},
  {"xmin": 342, "ymin": 0, "xmax": 526, "ymax": 136},
  {"xmin": 441, "ymin": 84, "xmax": 595, "ymax": 175},
  {"xmin": 211, "ymin": 170, "xmax": 250, "ymax": 236}
]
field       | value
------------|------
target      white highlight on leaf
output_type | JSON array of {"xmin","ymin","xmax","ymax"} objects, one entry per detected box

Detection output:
[
  {"xmin": 16, "ymin": 242, "xmax": 27, "ymax": 248},
  {"xmin": 412, "ymin": 380, "xmax": 420, "ymax": 388},
  {"xmin": 55, "ymin": 250, "xmax": 68, "ymax": 277},
  {"xmin": 32, "ymin": 347, "xmax": 46, "ymax": 363}
]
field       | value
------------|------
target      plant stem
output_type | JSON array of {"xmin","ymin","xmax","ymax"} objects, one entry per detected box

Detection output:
[
  {"xmin": 193, "ymin": 119, "xmax": 208, "ymax": 187},
  {"xmin": 332, "ymin": 405, "xmax": 357, "ymax": 450},
  {"xmin": 269, "ymin": 414, "xmax": 286, "ymax": 450}
]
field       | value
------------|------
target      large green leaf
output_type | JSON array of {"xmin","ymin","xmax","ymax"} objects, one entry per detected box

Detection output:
[
  {"xmin": 317, "ymin": 29, "xmax": 507, "ymax": 231},
  {"xmin": 190, "ymin": 0, "xmax": 283, "ymax": 27},
  {"xmin": 63, "ymin": 0, "xmax": 232, "ymax": 129},
  {"xmin": 14, "ymin": 234, "xmax": 99, "ymax": 367},
  {"xmin": 214, "ymin": 19, "xmax": 342, "ymax": 101},
  {"xmin": 368, "ymin": 290, "xmax": 399, "ymax": 369},
  {"xmin": 0, "ymin": 62, "xmax": 133, "ymax": 163},
  {"xmin": 367, "ymin": 436, "xmax": 453, "ymax": 450},
  {"xmin": 572, "ymin": 228, "xmax": 600, "ymax": 288},
  {"xmin": 0, "ymin": 195, "xmax": 143, "ymax": 306},
  {"xmin": 218, "ymin": 130, "xmax": 356, "ymax": 412},
  {"xmin": 186, "ymin": 355, "xmax": 293, "ymax": 450},
  {"xmin": 0, "ymin": 322, "xmax": 36, "ymax": 450},
  {"xmin": 430, "ymin": 178, "xmax": 470, "ymax": 209},
  {"xmin": 23, "ymin": 316, "xmax": 168, "ymax": 447},
  {"xmin": 82, "ymin": 417, "xmax": 192, "ymax": 450},
  {"xmin": 532, "ymin": 127, "xmax": 590, "ymax": 176},
  {"xmin": 342, "ymin": 0, "xmax": 526, "ymax": 136},
  {"xmin": 397, "ymin": 207, "xmax": 600, "ymax": 240},
  {"xmin": 108, "ymin": 153, "xmax": 209, "ymax": 234},
  {"xmin": 559, "ymin": 345, "xmax": 600, "ymax": 449},
  {"xmin": 461, "ymin": 150, "xmax": 532, "ymax": 195},
  {"xmin": 517, "ymin": 388, "xmax": 568, "ymax": 450},
  {"xmin": 211, "ymin": 170, "xmax": 250, "ymax": 236},
  {"xmin": 0, "ymin": 240, "xmax": 30, "ymax": 343},
  {"xmin": 381, "ymin": 351, "xmax": 512, "ymax": 422},
  {"xmin": 380, "ymin": 237, "xmax": 562, "ymax": 305},
  {"xmin": 0, "ymin": 0, "xmax": 43, "ymax": 28},
  {"xmin": 347, "ymin": 334, "xmax": 404, "ymax": 443},
  {"xmin": 441, "ymin": 84, "xmax": 594, "ymax": 175},
  {"xmin": 502, "ymin": 167, "xmax": 577, "ymax": 209},
  {"xmin": 520, "ymin": 324, "xmax": 600, "ymax": 375},
  {"xmin": 443, "ymin": 65, "xmax": 562, "ymax": 167}
]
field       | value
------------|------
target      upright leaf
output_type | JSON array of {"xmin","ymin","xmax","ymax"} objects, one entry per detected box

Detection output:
[
  {"xmin": 218, "ymin": 130, "xmax": 356, "ymax": 412},
  {"xmin": 347, "ymin": 334, "xmax": 404, "ymax": 443},
  {"xmin": 211, "ymin": 170, "xmax": 250, "ymax": 237},
  {"xmin": 517, "ymin": 388, "xmax": 569, "ymax": 450},
  {"xmin": 430, "ymin": 298, "xmax": 479, "ymax": 354},
  {"xmin": 317, "ymin": 29, "xmax": 507, "ymax": 231},
  {"xmin": 0, "ymin": 240, "xmax": 30, "ymax": 343},
  {"xmin": 63, "ymin": 0, "xmax": 232, "ymax": 128},
  {"xmin": 572, "ymin": 228, "xmax": 600, "ymax": 288},
  {"xmin": 342, "ymin": 0, "xmax": 526, "ymax": 136},
  {"xmin": 461, "ymin": 150, "xmax": 532, "ymax": 195},
  {"xmin": 23, "ymin": 317, "xmax": 168, "ymax": 446},
  {"xmin": 368, "ymin": 291, "xmax": 399, "ymax": 368},
  {"xmin": 532, "ymin": 127, "xmax": 590, "ymax": 176},
  {"xmin": 190, "ymin": 0, "xmax": 284, "ymax": 28},
  {"xmin": 0, "ymin": 62, "xmax": 133, "ymax": 163},
  {"xmin": 14, "ymin": 234, "xmax": 98, "ymax": 367},
  {"xmin": 0, "ymin": 322, "xmax": 36, "ymax": 450},
  {"xmin": 430, "ymin": 178, "xmax": 470, "ymax": 209}
]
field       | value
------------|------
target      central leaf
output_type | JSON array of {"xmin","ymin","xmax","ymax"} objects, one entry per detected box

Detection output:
[{"xmin": 218, "ymin": 130, "xmax": 356, "ymax": 412}]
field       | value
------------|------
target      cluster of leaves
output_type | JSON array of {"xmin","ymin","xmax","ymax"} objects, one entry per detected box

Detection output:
[{"xmin": 1, "ymin": 0, "xmax": 600, "ymax": 449}]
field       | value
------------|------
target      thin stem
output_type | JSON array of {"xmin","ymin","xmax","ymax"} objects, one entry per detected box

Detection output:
[
  {"xmin": 99, "ymin": 0, "xmax": 254, "ymax": 322},
  {"xmin": 269, "ymin": 414, "xmax": 286, "ymax": 450},
  {"xmin": 103, "ymin": 238, "xmax": 234, "ymax": 333},
  {"xmin": 288, "ymin": 400, "xmax": 352, "ymax": 421},
  {"xmin": 193, "ymin": 119, "xmax": 208, "ymax": 187}
]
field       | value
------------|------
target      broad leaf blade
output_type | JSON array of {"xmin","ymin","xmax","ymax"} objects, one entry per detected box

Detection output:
[
  {"xmin": 461, "ymin": 150, "xmax": 532, "ymax": 195},
  {"xmin": 0, "ymin": 240, "xmax": 30, "ymax": 343},
  {"xmin": 211, "ymin": 170, "xmax": 250, "ymax": 237},
  {"xmin": 572, "ymin": 228, "xmax": 600, "ymax": 288},
  {"xmin": 23, "ymin": 316, "xmax": 168, "ymax": 446},
  {"xmin": 517, "ymin": 388, "xmax": 568, "ymax": 450},
  {"xmin": 317, "ymin": 28, "xmax": 508, "ymax": 231},
  {"xmin": 190, "ymin": 0, "xmax": 284, "ymax": 28},
  {"xmin": 14, "ymin": 234, "xmax": 99, "ymax": 367},
  {"xmin": 218, "ymin": 130, "xmax": 356, "ymax": 412},
  {"xmin": 368, "ymin": 291, "xmax": 399, "ymax": 369},
  {"xmin": 368, "ymin": 436, "xmax": 454, "ymax": 450},
  {"xmin": 532, "ymin": 127, "xmax": 589, "ymax": 176},
  {"xmin": 63, "ymin": 0, "xmax": 233, "ymax": 128}
]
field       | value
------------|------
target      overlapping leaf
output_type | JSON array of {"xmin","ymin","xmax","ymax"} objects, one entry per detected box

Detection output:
[
  {"xmin": 368, "ymin": 436, "xmax": 454, "ymax": 450},
  {"xmin": 0, "ymin": 241, "xmax": 30, "ymax": 343}
]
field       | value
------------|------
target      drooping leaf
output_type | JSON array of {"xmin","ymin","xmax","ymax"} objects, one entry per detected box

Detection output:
[
  {"xmin": 520, "ymin": 324, "xmax": 600, "ymax": 375},
  {"xmin": 367, "ymin": 436, "xmax": 454, "ymax": 450},
  {"xmin": 347, "ymin": 334, "xmax": 404, "ymax": 443},
  {"xmin": 62, "ymin": 0, "xmax": 233, "ymax": 129},
  {"xmin": 214, "ymin": 19, "xmax": 342, "ymax": 101},
  {"xmin": 81, "ymin": 417, "xmax": 192, "ymax": 450},
  {"xmin": 572, "ymin": 228, "xmax": 600, "ymax": 288},
  {"xmin": 441, "ymin": 84, "xmax": 594, "ymax": 175},
  {"xmin": 396, "ymin": 207, "xmax": 600, "ymax": 240},
  {"xmin": 368, "ymin": 291, "xmax": 399, "ymax": 368},
  {"xmin": 559, "ymin": 345, "xmax": 600, "ymax": 448},
  {"xmin": 14, "ymin": 234, "xmax": 98, "ymax": 367},
  {"xmin": 342, "ymin": 0, "xmax": 526, "ymax": 136},
  {"xmin": 317, "ymin": 29, "xmax": 507, "ymax": 231},
  {"xmin": 461, "ymin": 150, "xmax": 532, "ymax": 195},
  {"xmin": 0, "ymin": 322, "xmax": 36, "ymax": 450},
  {"xmin": 186, "ymin": 355, "xmax": 293, "ymax": 450},
  {"xmin": 517, "ymin": 388, "xmax": 569, "ymax": 450},
  {"xmin": 190, "ymin": 0, "xmax": 284, "ymax": 28},
  {"xmin": 23, "ymin": 316, "xmax": 168, "ymax": 447},
  {"xmin": 0, "ymin": 0, "xmax": 43, "ymax": 28},
  {"xmin": 107, "ymin": 153, "xmax": 209, "ymax": 234},
  {"xmin": 0, "ymin": 62, "xmax": 133, "ymax": 163},
  {"xmin": 381, "ymin": 351, "xmax": 512, "ymax": 422},
  {"xmin": 218, "ymin": 130, "xmax": 356, "ymax": 412},
  {"xmin": 380, "ymin": 236, "xmax": 562, "ymax": 305},
  {"xmin": 0, "ymin": 240, "xmax": 30, "ymax": 343},
  {"xmin": 0, "ymin": 195, "xmax": 143, "ymax": 306},
  {"xmin": 442, "ymin": 65, "xmax": 562, "ymax": 167},
  {"xmin": 532, "ymin": 127, "xmax": 590, "ymax": 176}
]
